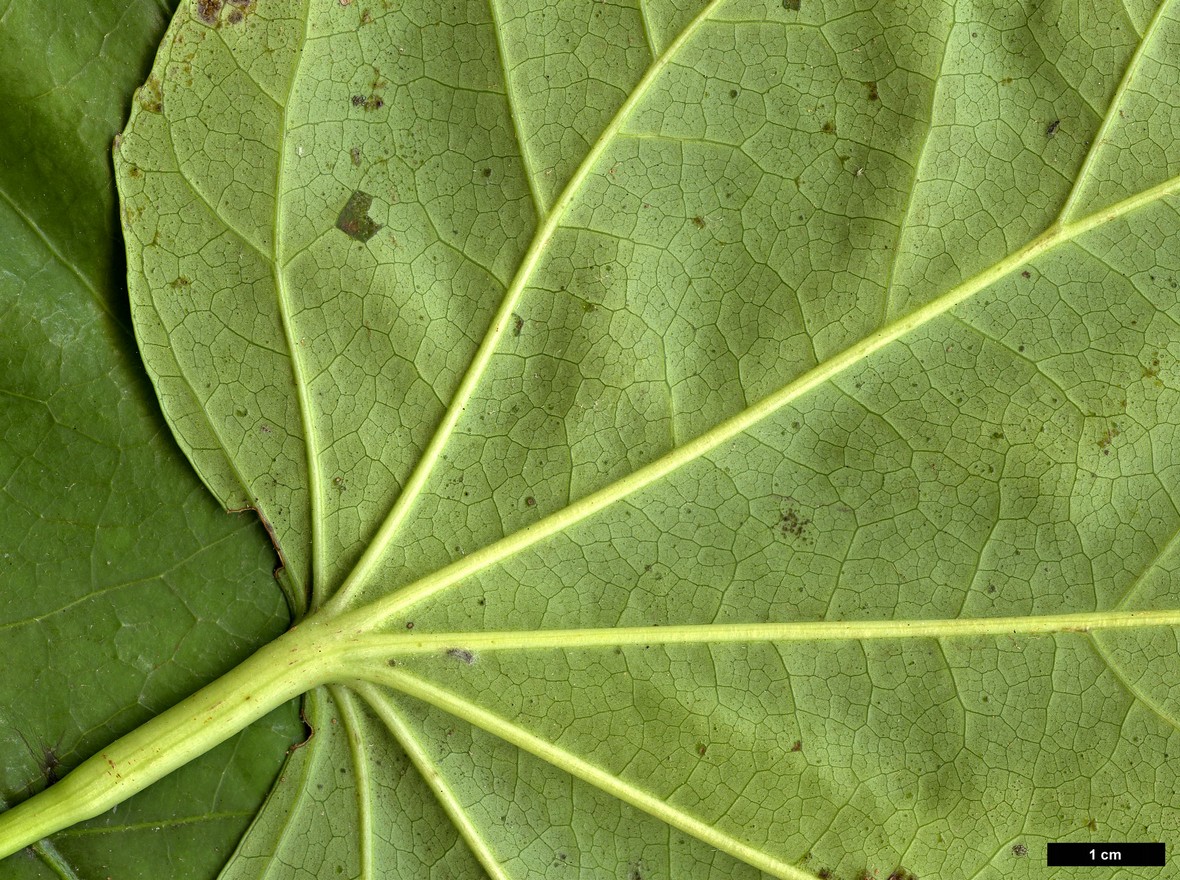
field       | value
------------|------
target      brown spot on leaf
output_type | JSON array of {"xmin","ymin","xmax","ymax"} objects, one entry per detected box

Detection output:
[
  {"xmin": 696, "ymin": 742, "xmax": 708, "ymax": 757},
  {"xmin": 783, "ymin": 0, "xmax": 801, "ymax": 9},
  {"xmin": 512, "ymin": 313, "xmax": 524, "ymax": 336},
  {"xmin": 1046, "ymin": 119, "xmax": 1060, "ymax": 138},
  {"xmin": 864, "ymin": 80, "xmax": 879, "ymax": 101},
  {"xmin": 887, "ymin": 868, "xmax": 918, "ymax": 880},
  {"xmin": 692, "ymin": 215, "xmax": 706, "ymax": 228},
  {"xmin": 139, "ymin": 77, "xmax": 163, "ymax": 113},
  {"xmin": 128, "ymin": 165, "xmax": 142, "ymax": 178},
  {"xmin": 1012, "ymin": 843, "xmax": 1027, "ymax": 857},
  {"xmin": 821, "ymin": 120, "xmax": 836, "ymax": 134},
  {"xmin": 791, "ymin": 739, "xmax": 803, "ymax": 752},
  {"xmin": 350, "ymin": 146, "xmax": 362, "ymax": 166},
  {"xmin": 195, "ymin": 0, "xmax": 223, "ymax": 25},
  {"xmin": 1097, "ymin": 424, "xmax": 1120, "ymax": 451},
  {"xmin": 170, "ymin": 276, "xmax": 191, "ymax": 289},
  {"xmin": 227, "ymin": 8, "xmax": 243, "ymax": 23},
  {"xmin": 524, "ymin": 495, "xmax": 536, "ymax": 507},
  {"xmin": 482, "ymin": 167, "xmax": 492, "ymax": 177},
  {"xmin": 818, "ymin": 871, "xmax": 833, "ymax": 880},
  {"xmin": 336, "ymin": 190, "xmax": 382, "ymax": 242}
]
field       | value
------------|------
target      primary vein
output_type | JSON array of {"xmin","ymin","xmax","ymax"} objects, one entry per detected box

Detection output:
[
  {"xmin": 340, "ymin": 609, "xmax": 1180, "ymax": 658},
  {"xmin": 340, "ymin": 171, "xmax": 1180, "ymax": 631}
]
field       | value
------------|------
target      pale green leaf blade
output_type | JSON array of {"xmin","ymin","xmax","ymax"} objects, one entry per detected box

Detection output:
[{"xmin": 100, "ymin": 0, "xmax": 1180, "ymax": 877}]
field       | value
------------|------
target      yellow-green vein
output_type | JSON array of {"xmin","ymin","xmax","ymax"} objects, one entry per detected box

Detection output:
[
  {"xmin": 273, "ymin": 0, "xmax": 324, "ymax": 609},
  {"xmin": 1057, "ymin": 0, "xmax": 1174, "ymax": 224},
  {"xmin": 338, "ymin": 170, "xmax": 1180, "ymax": 630},
  {"xmin": 332, "ymin": 687, "xmax": 374, "ymax": 880},
  {"xmin": 486, "ymin": 0, "xmax": 544, "ymax": 220},
  {"xmin": 366, "ymin": 668, "xmax": 816, "ymax": 880},
  {"xmin": 335, "ymin": 609, "xmax": 1180, "ymax": 661},
  {"xmin": 354, "ymin": 683, "xmax": 513, "ymax": 880}
]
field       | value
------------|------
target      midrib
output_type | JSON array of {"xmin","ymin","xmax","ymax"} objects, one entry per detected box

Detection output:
[{"xmin": 341, "ymin": 608, "xmax": 1180, "ymax": 656}]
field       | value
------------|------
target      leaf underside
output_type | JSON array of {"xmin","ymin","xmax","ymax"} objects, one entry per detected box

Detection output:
[{"xmin": 110, "ymin": 0, "xmax": 1180, "ymax": 877}]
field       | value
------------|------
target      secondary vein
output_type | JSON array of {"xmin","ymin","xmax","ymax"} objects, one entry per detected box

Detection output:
[
  {"xmin": 1056, "ymin": 0, "xmax": 1174, "ymax": 223},
  {"xmin": 486, "ymin": 0, "xmax": 545, "ymax": 219},
  {"xmin": 326, "ymin": 0, "xmax": 729, "ymax": 611},
  {"xmin": 356, "ymin": 684, "xmax": 514, "ymax": 880},
  {"xmin": 274, "ymin": 0, "xmax": 325, "ymax": 609},
  {"xmin": 366, "ymin": 668, "xmax": 816, "ymax": 880}
]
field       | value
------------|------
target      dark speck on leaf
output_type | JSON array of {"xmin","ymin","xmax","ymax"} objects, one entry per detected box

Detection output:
[
  {"xmin": 1012, "ymin": 843, "xmax": 1027, "ymax": 857},
  {"xmin": 482, "ymin": 167, "xmax": 492, "ymax": 177},
  {"xmin": 1021, "ymin": 270, "xmax": 1031, "ymax": 278},
  {"xmin": 696, "ymin": 742, "xmax": 707, "ymax": 756},
  {"xmin": 888, "ymin": 868, "xmax": 918, "ymax": 880},
  {"xmin": 525, "ymin": 496, "xmax": 536, "ymax": 507},
  {"xmin": 729, "ymin": 88, "xmax": 738, "ymax": 98},
  {"xmin": 1046, "ymin": 118, "xmax": 1060, "ymax": 137},
  {"xmin": 446, "ymin": 648, "xmax": 475, "ymax": 665},
  {"xmin": 336, "ymin": 190, "xmax": 382, "ymax": 242},
  {"xmin": 865, "ymin": 80, "xmax": 879, "ymax": 101},
  {"xmin": 821, "ymin": 120, "xmax": 836, "ymax": 134},
  {"xmin": 692, "ymin": 215, "xmax": 706, "ymax": 228},
  {"xmin": 818, "ymin": 871, "xmax": 832, "ymax": 880},
  {"xmin": 350, "ymin": 147, "xmax": 362, "ymax": 166},
  {"xmin": 512, "ymin": 313, "xmax": 524, "ymax": 336},
  {"xmin": 170, "ymin": 276, "xmax": 191, "ymax": 288},
  {"xmin": 352, "ymin": 93, "xmax": 383, "ymax": 111},
  {"xmin": 791, "ymin": 739, "xmax": 803, "ymax": 752},
  {"xmin": 783, "ymin": 0, "xmax": 801, "ymax": 9},
  {"xmin": 405, "ymin": 621, "xmax": 414, "ymax": 630},
  {"xmin": 779, "ymin": 507, "xmax": 811, "ymax": 539}
]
